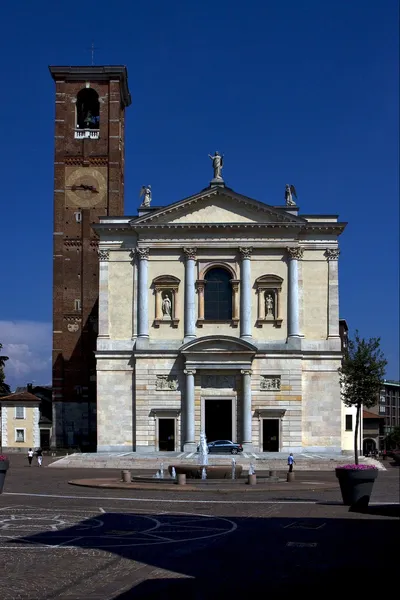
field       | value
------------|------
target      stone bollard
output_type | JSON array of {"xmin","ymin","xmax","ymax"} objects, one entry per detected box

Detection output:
[
  {"xmin": 269, "ymin": 470, "xmax": 277, "ymax": 478},
  {"xmin": 248, "ymin": 474, "xmax": 257, "ymax": 486},
  {"xmin": 286, "ymin": 472, "xmax": 295, "ymax": 482},
  {"xmin": 121, "ymin": 470, "xmax": 131, "ymax": 483},
  {"xmin": 177, "ymin": 473, "xmax": 186, "ymax": 486}
]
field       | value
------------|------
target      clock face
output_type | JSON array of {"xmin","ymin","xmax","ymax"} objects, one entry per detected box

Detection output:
[{"xmin": 65, "ymin": 167, "xmax": 107, "ymax": 208}]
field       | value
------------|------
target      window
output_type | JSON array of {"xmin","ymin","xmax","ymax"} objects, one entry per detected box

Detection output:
[
  {"xmin": 15, "ymin": 406, "xmax": 25, "ymax": 419},
  {"xmin": 15, "ymin": 429, "xmax": 25, "ymax": 442},
  {"xmin": 76, "ymin": 88, "xmax": 100, "ymax": 130},
  {"xmin": 74, "ymin": 211, "xmax": 82, "ymax": 223},
  {"xmin": 345, "ymin": 415, "xmax": 353, "ymax": 431},
  {"xmin": 74, "ymin": 299, "xmax": 81, "ymax": 311},
  {"xmin": 204, "ymin": 268, "xmax": 232, "ymax": 320}
]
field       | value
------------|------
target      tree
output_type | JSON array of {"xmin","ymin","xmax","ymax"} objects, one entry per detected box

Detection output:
[
  {"xmin": 339, "ymin": 331, "xmax": 387, "ymax": 464},
  {"xmin": 385, "ymin": 425, "xmax": 400, "ymax": 449},
  {"xmin": 0, "ymin": 343, "xmax": 11, "ymax": 397}
]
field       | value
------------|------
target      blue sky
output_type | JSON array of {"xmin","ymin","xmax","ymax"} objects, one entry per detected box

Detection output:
[{"xmin": 0, "ymin": 0, "xmax": 398, "ymax": 388}]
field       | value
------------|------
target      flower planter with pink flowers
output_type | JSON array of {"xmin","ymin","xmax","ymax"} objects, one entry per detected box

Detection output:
[
  {"xmin": 0, "ymin": 455, "xmax": 9, "ymax": 494},
  {"xmin": 335, "ymin": 464, "xmax": 378, "ymax": 508}
]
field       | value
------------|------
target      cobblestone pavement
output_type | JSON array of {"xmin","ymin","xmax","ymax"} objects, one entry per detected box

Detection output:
[{"xmin": 0, "ymin": 455, "xmax": 398, "ymax": 599}]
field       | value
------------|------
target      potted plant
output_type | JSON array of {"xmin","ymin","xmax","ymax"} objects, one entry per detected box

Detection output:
[
  {"xmin": 0, "ymin": 455, "xmax": 9, "ymax": 494},
  {"xmin": 335, "ymin": 463, "xmax": 378, "ymax": 508},
  {"xmin": 337, "ymin": 331, "xmax": 386, "ymax": 508}
]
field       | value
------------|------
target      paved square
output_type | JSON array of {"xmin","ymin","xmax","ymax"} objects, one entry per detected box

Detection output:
[{"xmin": 0, "ymin": 456, "xmax": 398, "ymax": 599}]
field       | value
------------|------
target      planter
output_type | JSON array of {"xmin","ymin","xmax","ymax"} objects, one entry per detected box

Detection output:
[
  {"xmin": 0, "ymin": 461, "xmax": 10, "ymax": 494},
  {"xmin": 335, "ymin": 468, "xmax": 378, "ymax": 508}
]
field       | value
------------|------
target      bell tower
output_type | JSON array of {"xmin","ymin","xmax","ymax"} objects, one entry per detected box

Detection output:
[{"xmin": 49, "ymin": 66, "xmax": 131, "ymax": 449}]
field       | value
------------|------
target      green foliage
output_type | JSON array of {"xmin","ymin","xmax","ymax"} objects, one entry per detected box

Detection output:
[
  {"xmin": 339, "ymin": 331, "xmax": 387, "ymax": 409},
  {"xmin": 386, "ymin": 425, "xmax": 400, "ymax": 448},
  {"xmin": 338, "ymin": 331, "xmax": 387, "ymax": 464},
  {"xmin": 0, "ymin": 343, "xmax": 11, "ymax": 397}
]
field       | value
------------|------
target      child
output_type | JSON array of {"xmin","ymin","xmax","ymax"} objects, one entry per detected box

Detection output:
[{"xmin": 28, "ymin": 448, "xmax": 34, "ymax": 466}]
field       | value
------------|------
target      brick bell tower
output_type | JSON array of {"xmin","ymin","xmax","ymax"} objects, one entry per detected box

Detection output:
[{"xmin": 49, "ymin": 66, "xmax": 131, "ymax": 449}]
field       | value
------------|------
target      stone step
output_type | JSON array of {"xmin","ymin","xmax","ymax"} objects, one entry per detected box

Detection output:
[{"xmin": 48, "ymin": 453, "xmax": 382, "ymax": 472}]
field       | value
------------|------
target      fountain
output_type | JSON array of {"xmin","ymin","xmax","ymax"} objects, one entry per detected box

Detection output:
[
  {"xmin": 249, "ymin": 462, "xmax": 255, "ymax": 475},
  {"xmin": 171, "ymin": 466, "xmax": 176, "ymax": 479},
  {"xmin": 168, "ymin": 432, "xmax": 243, "ymax": 480},
  {"xmin": 231, "ymin": 457, "xmax": 236, "ymax": 480},
  {"xmin": 199, "ymin": 432, "xmax": 209, "ymax": 467}
]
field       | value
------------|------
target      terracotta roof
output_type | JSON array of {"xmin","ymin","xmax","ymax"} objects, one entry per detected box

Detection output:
[
  {"xmin": 0, "ymin": 391, "xmax": 41, "ymax": 403},
  {"xmin": 363, "ymin": 409, "xmax": 384, "ymax": 419}
]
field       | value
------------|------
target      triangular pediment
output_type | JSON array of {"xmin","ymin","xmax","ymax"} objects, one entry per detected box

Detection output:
[{"xmin": 131, "ymin": 187, "xmax": 306, "ymax": 227}]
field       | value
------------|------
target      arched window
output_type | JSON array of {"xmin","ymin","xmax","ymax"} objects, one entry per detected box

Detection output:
[
  {"xmin": 76, "ymin": 88, "xmax": 100, "ymax": 130},
  {"xmin": 204, "ymin": 268, "xmax": 232, "ymax": 320}
]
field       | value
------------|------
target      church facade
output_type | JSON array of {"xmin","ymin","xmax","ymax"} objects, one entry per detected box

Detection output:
[{"xmin": 94, "ymin": 177, "xmax": 346, "ymax": 453}]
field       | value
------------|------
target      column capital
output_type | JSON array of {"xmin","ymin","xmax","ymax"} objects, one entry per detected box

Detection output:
[
  {"xmin": 183, "ymin": 247, "xmax": 197, "ymax": 260},
  {"xmin": 196, "ymin": 279, "xmax": 206, "ymax": 291},
  {"xmin": 230, "ymin": 279, "xmax": 240, "ymax": 292},
  {"xmin": 136, "ymin": 247, "xmax": 150, "ymax": 261},
  {"xmin": 184, "ymin": 369, "xmax": 196, "ymax": 376},
  {"xmin": 98, "ymin": 249, "xmax": 110, "ymax": 261},
  {"xmin": 241, "ymin": 369, "xmax": 252, "ymax": 376},
  {"xmin": 239, "ymin": 246, "xmax": 253, "ymax": 259},
  {"xmin": 325, "ymin": 248, "xmax": 340, "ymax": 261},
  {"xmin": 286, "ymin": 246, "xmax": 304, "ymax": 260}
]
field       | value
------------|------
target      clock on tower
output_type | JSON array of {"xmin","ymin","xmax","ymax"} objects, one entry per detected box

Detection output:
[{"xmin": 49, "ymin": 65, "xmax": 131, "ymax": 450}]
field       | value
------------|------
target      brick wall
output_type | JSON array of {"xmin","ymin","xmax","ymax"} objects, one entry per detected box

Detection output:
[{"xmin": 50, "ymin": 67, "xmax": 130, "ymax": 448}]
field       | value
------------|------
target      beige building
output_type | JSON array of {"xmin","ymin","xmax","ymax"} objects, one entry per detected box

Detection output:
[
  {"xmin": 0, "ymin": 392, "xmax": 41, "ymax": 452},
  {"xmin": 94, "ymin": 178, "xmax": 347, "ymax": 453}
]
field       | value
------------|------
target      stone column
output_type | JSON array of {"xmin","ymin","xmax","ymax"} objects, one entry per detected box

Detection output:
[
  {"xmin": 231, "ymin": 280, "xmax": 240, "ymax": 321},
  {"xmin": 154, "ymin": 287, "xmax": 162, "ymax": 320},
  {"xmin": 184, "ymin": 368, "xmax": 196, "ymax": 450},
  {"xmin": 241, "ymin": 369, "xmax": 253, "ymax": 449},
  {"xmin": 172, "ymin": 288, "xmax": 180, "ymax": 321},
  {"xmin": 98, "ymin": 249, "xmax": 110, "ymax": 338},
  {"xmin": 257, "ymin": 289, "xmax": 264, "ymax": 320},
  {"xmin": 183, "ymin": 247, "xmax": 197, "ymax": 340},
  {"xmin": 325, "ymin": 248, "xmax": 340, "ymax": 337},
  {"xmin": 239, "ymin": 247, "xmax": 253, "ymax": 340},
  {"xmin": 196, "ymin": 280, "xmax": 205, "ymax": 322},
  {"xmin": 286, "ymin": 247, "xmax": 303, "ymax": 337},
  {"xmin": 137, "ymin": 247, "xmax": 150, "ymax": 338},
  {"xmin": 130, "ymin": 251, "xmax": 137, "ymax": 339}
]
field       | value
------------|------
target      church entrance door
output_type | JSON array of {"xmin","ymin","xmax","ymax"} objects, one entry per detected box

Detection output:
[
  {"xmin": 158, "ymin": 419, "xmax": 175, "ymax": 451},
  {"xmin": 205, "ymin": 399, "xmax": 233, "ymax": 442},
  {"xmin": 262, "ymin": 419, "xmax": 280, "ymax": 452}
]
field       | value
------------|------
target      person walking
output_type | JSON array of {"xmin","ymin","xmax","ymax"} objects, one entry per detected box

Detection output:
[
  {"xmin": 287, "ymin": 453, "xmax": 295, "ymax": 473},
  {"xmin": 27, "ymin": 448, "xmax": 34, "ymax": 466},
  {"xmin": 36, "ymin": 447, "xmax": 43, "ymax": 467}
]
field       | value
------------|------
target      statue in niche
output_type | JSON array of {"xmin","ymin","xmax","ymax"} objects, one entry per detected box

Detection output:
[
  {"xmin": 162, "ymin": 293, "xmax": 172, "ymax": 318},
  {"xmin": 265, "ymin": 293, "xmax": 275, "ymax": 318}
]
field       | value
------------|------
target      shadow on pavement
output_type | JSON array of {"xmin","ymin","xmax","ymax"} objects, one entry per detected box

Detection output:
[
  {"xmin": 349, "ymin": 504, "xmax": 400, "ymax": 518},
  {"xmin": 5, "ymin": 509, "xmax": 399, "ymax": 598}
]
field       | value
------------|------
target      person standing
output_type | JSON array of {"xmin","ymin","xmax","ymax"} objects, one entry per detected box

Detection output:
[
  {"xmin": 27, "ymin": 448, "xmax": 34, "ymax": 466},
  {"xmin": 288, "ymin": 453, "xmax": 295, "ymax": 473},
  {"xmin": 36, "ymin": 447, "xmax": 43, "ymax": 467}
]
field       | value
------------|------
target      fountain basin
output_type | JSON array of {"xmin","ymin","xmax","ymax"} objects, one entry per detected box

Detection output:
[{"xmin": 168, "ymin": 464, "xmax": 243, "ymax": 480}]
